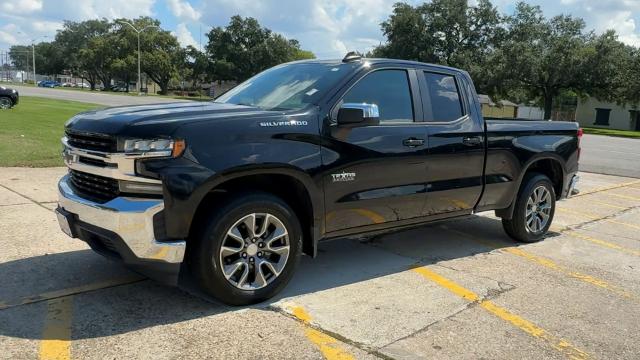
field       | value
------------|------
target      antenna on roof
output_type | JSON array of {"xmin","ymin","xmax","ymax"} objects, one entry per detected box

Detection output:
[{"xmin": 342, "ymin": 51, "xmax": 362, "ymax": 63}]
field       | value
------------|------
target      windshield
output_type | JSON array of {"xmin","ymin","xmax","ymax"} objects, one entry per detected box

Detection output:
[{"xmin": 216, "ymin": 62, "xmax": 356, "ymax": 111}]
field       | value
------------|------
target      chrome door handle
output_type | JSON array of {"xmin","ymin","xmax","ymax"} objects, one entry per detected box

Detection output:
[{"xmin": 403, "ymin": 138, "xmax": 425, "ymax": 147}]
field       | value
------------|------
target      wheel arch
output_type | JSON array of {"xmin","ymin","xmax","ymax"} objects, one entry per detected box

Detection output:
[
  {"xmin": 188, "ymin": 166, "xmax": 323, "ymax": 257},
  {"xmin": 495, "ymin": 154, "xmax": 566, "ymax": 220}
]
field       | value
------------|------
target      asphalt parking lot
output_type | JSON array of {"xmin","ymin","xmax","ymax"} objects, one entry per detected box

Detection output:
[{"xmin": 1, "ymin": 169, "xmax": 639, "ymax": 359}]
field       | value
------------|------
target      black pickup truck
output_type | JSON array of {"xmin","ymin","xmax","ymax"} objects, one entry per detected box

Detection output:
[{"xmin": 56, "ymin": 54, "xmax": 580, "ymax": 305}]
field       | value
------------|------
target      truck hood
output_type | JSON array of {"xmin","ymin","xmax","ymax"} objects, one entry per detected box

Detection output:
[{"xmin": 65, "ymin": 101, "xmax": 283, "ymax": 136}]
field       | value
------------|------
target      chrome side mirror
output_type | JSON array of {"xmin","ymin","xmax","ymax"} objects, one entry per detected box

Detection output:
[{"xmin": 337, "ymin": 103, "xmax": 380, "ymax": 126}]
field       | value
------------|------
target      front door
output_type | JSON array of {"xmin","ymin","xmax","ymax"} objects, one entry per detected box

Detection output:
[
  {"xmin": 322, "ymin": 67, "xmax": 429, "ymax": 235},
  {"xmin": 418, "ymin": 70, "xmax": 485, "ymax": 216}
]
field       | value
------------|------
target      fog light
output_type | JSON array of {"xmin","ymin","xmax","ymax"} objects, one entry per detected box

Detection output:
[{"xmin": 119, "ymin": 181, "xmax": 163, "ymax": 195}]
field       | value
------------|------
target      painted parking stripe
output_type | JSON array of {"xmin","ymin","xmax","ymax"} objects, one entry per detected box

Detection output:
[
  {"xmin": 557, "ymin": 208, "xmax": 640, "ymax": 231},
  {"xmin": 287, "ymin": 305, "xmax": 355, "ymax": 360},
  {"xmin": 564, "ymin": 231, "xmax": 640, "ymax": 257},
  {"xmin": 0, "ymin": 275, "xmax": 145, "ymax": 311},
  {"xmin": 575, "ymin": 180, "xmax": 640, "ymax": 197},
  {"xmin": 412, "ymin": 266, "xmax": 589, "ymax": 359},
  {"xmin": 39, "ymin": 297, "xmax": 73, "ymax": 360},
  {"xmin": 446, "ymin": 228, "xmax": 640, "ymax": 303},
  {"xmin": 606, "ymin": 192, "xmax": 640, "ymax": 202}
]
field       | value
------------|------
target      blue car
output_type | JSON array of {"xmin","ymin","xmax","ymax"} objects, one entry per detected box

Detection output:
[{"xmin": 38, "ymin": 80, "xmax": 60, "ymax": 88}]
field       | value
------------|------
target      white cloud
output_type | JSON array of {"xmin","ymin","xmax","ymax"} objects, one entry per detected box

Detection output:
[
  {"xmin": 0, "ymin": 0, "xmax": 43, "ymax": 15},
  {"xmin": 173, "ymin": 23, "xmax": 198, "ymax": 48},
  {"xmin": 167, "ymin": 0, "xmax": 201, "ymax": 21}
]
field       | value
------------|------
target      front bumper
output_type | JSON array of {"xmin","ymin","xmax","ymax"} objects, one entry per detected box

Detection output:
[{"xmin": 57, "ymin": 174, "xmax": 186, "ymax": 284}]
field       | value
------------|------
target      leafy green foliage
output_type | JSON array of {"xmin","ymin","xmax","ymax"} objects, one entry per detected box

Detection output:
[{"xmin": 206, "ymin": 16, "xmax": 315, "ymax": 82}]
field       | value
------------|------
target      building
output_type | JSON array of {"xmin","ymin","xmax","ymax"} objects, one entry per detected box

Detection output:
[
  {"xmin": 478, "ymin": 94, "xmax": 518, "ymax": 119},
  {"xmin": 576, "ymin": 97, "xmax": 640, "ymax": 131}
]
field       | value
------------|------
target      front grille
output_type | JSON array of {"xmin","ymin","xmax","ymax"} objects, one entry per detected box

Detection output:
[
  {"xmin": 66, "ymin": 131, "xmax": 117, "ymax": 152},
  {"xmin": 69, "ymin": 170, "xmax": 119, "ymax": 203},
  {"xmin": 78, "ymin": 156, "xmax": 115, "ymax": 168}
]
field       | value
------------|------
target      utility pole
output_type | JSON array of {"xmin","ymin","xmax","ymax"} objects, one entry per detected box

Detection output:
[{"xmin": 117, "ymin": 20, "xmax": 159, "ymax": 95}]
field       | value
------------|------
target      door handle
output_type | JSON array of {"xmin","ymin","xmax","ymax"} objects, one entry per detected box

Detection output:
[
  {"xmin": 403, "ymin": 138, "xmax": 425, "ymax": 147},
  {"xmin": 462, "ymin": 136, "xmax": 482, "ymax": 146}
]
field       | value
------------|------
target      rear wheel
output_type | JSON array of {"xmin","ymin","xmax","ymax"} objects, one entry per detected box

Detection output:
[
  {"xmin": 190, "ymin": 192, "xmax": 302, "ymax": 305},
  {"xmin": 0, "ymin": 97, "xmax": 12, "ymax": 109},
  {"xmin": 502, "ymin": 173, "xmax": 556, "ymax": 243}
]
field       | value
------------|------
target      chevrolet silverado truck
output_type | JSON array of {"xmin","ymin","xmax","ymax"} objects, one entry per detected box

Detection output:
[{"xmin": 56, "ymin": 54, "xmax": 580, "ymax": 305}]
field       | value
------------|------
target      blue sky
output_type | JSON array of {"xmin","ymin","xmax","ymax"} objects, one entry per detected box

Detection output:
[{"xmin": 1, "ymin": 0, "xmax": 640, "ymax": 59}]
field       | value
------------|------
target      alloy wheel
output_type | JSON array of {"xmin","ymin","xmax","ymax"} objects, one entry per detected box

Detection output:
[
  {"xmin": 0, "ymin": 98, "xmax": 11, "ymax": 109},
  {"xmin": 218, "ymin": 213, "xmax": 290, "ymax": 290},
  {"xmin": 525, "ymin": 185, "xmax": 552, "ymax": 233}
]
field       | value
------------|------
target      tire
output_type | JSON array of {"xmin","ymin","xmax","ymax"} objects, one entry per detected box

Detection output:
[
  {"xmin": 502, "ymin": 173, "xmax": 556, "ymax": 243},
  {"xmin": 0, "ymin": 97, "xmax": 12, "ymax": 109},
  {"xmin": 190, "ymin": 192, "xmax": 302, "ymax": 305}
]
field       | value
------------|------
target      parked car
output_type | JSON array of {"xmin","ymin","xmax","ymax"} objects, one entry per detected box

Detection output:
[
  {"xmin": 0, "ymin": 86, "xmax": 19, "ymax": 109},
  {"xmin": 38, "ymin": 80, "xmax": 60, "ymax": 88},
  {"xmin": 56, "ymin": 55, "xmax": 581, "ymax": 305}
]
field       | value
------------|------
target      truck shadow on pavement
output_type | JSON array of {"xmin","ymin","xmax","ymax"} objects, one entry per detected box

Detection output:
[{"xmin": 0, "ymin": 215, "xmax": 532, "ymax": 340}]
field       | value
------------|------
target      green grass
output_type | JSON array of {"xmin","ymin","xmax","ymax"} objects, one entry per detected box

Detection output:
[
  {"xmin": 0, "ymin": 96, "xmax": 102, "ymax": 167},
  {"xmin": 582, "ymin": 127, "xmax": 640, "ymax": 139}
]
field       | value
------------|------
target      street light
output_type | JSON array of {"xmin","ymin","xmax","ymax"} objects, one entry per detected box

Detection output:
[
  {"xmin": 17, "ymin": 32, "xmax": 47, "ymax": 84},
  {"xmin": 117, "ymin": 21, "xmax": 159, "ymax": 95}
]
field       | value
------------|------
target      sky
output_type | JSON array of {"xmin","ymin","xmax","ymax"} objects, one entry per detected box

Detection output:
[{"xmin": 1, "ymin": 0, "xmax": 640, "ymax": 59}]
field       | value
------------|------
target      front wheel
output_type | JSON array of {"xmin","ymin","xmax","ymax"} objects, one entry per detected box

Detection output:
[
  {"xmin": 190, "ymin": 192, "xmax": 302, "ymax": 305},
  {"xmin": 0, "ymin": 97, "xmax": 12, "ymax": 109},
  {"xmin": 502, "ymin": 173, "xmax": 556, "ymax": 243}
]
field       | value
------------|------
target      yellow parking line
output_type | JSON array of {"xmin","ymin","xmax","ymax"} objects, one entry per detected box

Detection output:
[
  {"xmin": 577, "ymin": 180, "xmax": 640, "ymax": 197},
  {"xmin": 289, "ymin": 305, "xmax": 355, "ymax": 360},
  {"xmin": 584, "ymin": 200, "xmax": 628, "ymax": 211},
  {"xmin": 0, "ymin": 275, "xmax": 144, "ymax": 311},
  {"xmin": 39, "ymin": 297, "xmax": 73, "ymax": 360},
  {"xmin": 446, "ymin": 228, "xmax": 639, "ymax": 302},
  {"xmin": 557, "ymin": 208, "xmax": 640, "ymax": 231},
  {"xmin": 564, "ymin": 231, "xmax": 640, "ymax": 257},
  {"xmin": 412, "ymin": 267, "xmax": 589, "ymax": 359},
  {"xmin": 606, "ymin": 192, "xmax": 640, "ymax": 201}
]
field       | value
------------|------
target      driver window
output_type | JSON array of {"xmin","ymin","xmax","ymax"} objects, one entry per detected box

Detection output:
[{"xmin": 342, "ymin": 69, "xmax": 414, "ymax": 124}]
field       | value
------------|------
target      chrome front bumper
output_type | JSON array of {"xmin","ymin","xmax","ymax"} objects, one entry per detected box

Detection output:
[{"xmin": 57, "ymin": 174, "xmax": 186, "ymax": 264}]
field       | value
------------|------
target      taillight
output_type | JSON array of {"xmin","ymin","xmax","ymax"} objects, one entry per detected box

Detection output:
[{"xmin": 577, "ymin": 128, "xmax": 583, "ymax": 160}]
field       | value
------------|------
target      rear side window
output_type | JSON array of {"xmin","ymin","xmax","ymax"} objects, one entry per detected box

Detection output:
[
  {"xmin": 424, "ymin": 72, "xmax": 464, "ymax": 122},
  {"xmin": 342, "ymin": 69, "xmax": 414, "ymax": 123}
]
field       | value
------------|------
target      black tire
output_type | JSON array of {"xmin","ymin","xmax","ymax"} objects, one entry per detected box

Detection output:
[
  {"xmin": 502, "ymin": 173, "xmax": 556, "ymax": 243},
  {"xmin": 0, "ymin": 97, "xmax": 13, "ymax": 109},
  {"xmin": 190, "ymin": 192, "xmax": 302, "ymax": 305}
]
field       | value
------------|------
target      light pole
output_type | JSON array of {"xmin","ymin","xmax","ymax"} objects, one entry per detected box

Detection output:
[
  {"xmin": 117, "ymin": 21, "xmax": 158, "ymax": 95},
  {"xmin": 17, "ymin": 32, "xmax": 47, "ymax": 84}
]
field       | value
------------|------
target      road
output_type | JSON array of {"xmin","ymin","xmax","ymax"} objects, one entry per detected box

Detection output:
[
  {"xmin": 580, "ymin": 134, "xmax": 640, "ymax": 178},
  {"xmin": 1, "ymin": 169, "xmax": 640, "ymax": 359},
  {"xmin": 11, "ymin": 85, "xmax": 191, "ymax": 107}
]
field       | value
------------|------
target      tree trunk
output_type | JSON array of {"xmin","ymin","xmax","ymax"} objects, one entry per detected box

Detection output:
[
  {"xmin": 159, "ymin": 79, "xmax": 169, "ymax": 95},
  {"xmin": 543, "ymin": 93, "xmax": 553, "ymax": 120}
]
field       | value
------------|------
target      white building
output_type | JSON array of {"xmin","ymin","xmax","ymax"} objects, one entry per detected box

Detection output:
[{"xmin": 576, "ymin": 97, "xmax": 640, "ymax": 131}]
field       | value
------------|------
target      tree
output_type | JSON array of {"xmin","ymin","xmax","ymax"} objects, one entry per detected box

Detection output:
[
  {"xmin": 141, "ymin": 28, "xmax": 184, "ymax": 94},
  {"xmin": 206, "ymin": 16, "xmax": 315, "ymax": 82},
  {"xmin": 373, "ymin": 0, "xmax": 503, "ymax": 93},
  {"xmin": 55, "ymin": 19, "xmax": 114, "ymax": 89},
  {"xmin": 185, "ymin": 45, "xmax": 211, "ymax": 87}
]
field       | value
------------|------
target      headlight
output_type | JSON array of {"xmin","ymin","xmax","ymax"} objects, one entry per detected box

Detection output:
[{"xmin": 123, "ymin": 138, "xmax": 185, "ymax": 157}]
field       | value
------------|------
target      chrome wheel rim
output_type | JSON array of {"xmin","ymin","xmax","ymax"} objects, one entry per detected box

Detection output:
[
  {"xmin": 0, "ymin": 98, "xmax": 10, "ymax": 109},
  {"xmin": 218, "ymin": 213, "xmax": 290, "ymax": 290},
  {"xmin": 525, "ymin": 185, "xmax": 552, "ymax": 233}
]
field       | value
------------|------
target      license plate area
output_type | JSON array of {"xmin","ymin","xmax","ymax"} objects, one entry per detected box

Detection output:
[{"xmin": 56, "ymin": 207, "xmax": 77, "ymax": 238}]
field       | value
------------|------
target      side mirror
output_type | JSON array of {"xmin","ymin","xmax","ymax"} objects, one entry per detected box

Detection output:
[{"xmin": 337, "ymin": 103, "xmax": 380, "ymax": 126}]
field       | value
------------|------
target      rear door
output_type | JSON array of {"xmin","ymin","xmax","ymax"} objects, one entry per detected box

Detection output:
[
  {"xmin": 418, "ymin": 69, "xmax": 485, "ymax": 216},
  {"xmin": 322, "ymin": 66, "xmax": 429, "ymax": 235}
]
